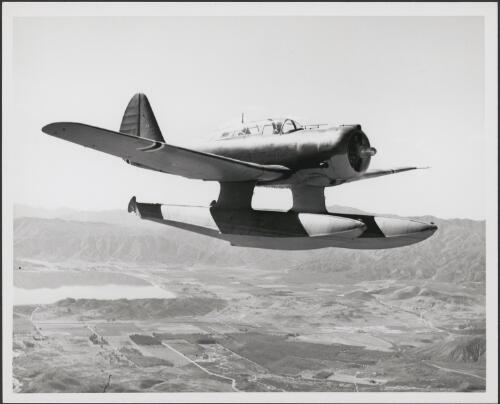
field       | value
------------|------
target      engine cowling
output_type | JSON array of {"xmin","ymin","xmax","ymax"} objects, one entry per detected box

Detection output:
[
  {"xmin": 325, "ymin": 126, "xmax": 376, "ymax": 182},
  {"xmin": 347, "ymin": 131, "xmax": 376, "ymax": 172}
]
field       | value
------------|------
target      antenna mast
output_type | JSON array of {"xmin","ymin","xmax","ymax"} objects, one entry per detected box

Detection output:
[{"xmin": 241, "ymin": 112, "xmax": 244, "ymax": 124}]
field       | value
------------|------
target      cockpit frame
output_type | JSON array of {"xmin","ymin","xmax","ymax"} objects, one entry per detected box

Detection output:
[{"xmin": 218, "ymin": 118, "xmax": 304, "ymax": 140}]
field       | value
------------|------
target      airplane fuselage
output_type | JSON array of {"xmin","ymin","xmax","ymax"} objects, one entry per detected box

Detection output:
[{"xmin": 194, "ymin": 124, "xmax": 373, "ymax": 187}]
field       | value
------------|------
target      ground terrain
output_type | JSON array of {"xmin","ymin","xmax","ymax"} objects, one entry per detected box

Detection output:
[{"xmin": 12, "ymin": 207, "xmax": 486, "ymax": 392}]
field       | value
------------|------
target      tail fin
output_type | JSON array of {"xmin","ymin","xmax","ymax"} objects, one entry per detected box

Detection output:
[
  {"xmin": 127, "ymin": 195, "xmax": 139, "ymax": 215},
  {"xmin": 119, "ymin": 93, "xmax": 165, "ymax": 142}
]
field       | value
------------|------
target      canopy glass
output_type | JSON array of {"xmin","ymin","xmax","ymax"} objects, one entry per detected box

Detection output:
[{"xmin": 218, "ymin": 118, "xmax": 304, "ymax": 139}]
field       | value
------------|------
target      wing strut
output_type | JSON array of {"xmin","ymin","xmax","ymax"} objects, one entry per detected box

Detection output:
[
  {"xmin": 290, "ymin": 185, "xmax": 326, "ymax": 213},
  {"xmin": 216, "ymin": 182, "xmax": 256, "ymax": 209}
]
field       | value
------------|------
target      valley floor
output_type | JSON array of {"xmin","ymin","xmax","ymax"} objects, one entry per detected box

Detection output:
[{"xmin": 12, "ymin": 261, "xmax": 486, "ymax": 393}]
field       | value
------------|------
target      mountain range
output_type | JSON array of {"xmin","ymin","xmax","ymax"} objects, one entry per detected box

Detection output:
[{"xmin": 13, "ymin": 204, "xmax": 485, "ymax": 284}]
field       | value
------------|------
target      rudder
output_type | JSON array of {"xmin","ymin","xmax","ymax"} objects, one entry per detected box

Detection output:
[{"xmin": 119, "ymin": 93, "xmax": 165, "ymax": 142}]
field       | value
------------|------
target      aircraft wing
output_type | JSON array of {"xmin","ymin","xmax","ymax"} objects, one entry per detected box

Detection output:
[
  {"xmin": 42, "ymin": 122, "xmax": 290, "ymax": 182},
  {"xmin": 344, "ymin": 167, "xmax": 427, "ymax": 183}
]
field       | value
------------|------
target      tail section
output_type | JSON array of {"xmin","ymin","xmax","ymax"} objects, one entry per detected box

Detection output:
[
  {"xmin": 127, "ymin": 195, "xmax": 163, "ymax": 219},
  {"xmin": 127, "ymin": 196, "xmax": 139, "ymax": 215},
  {"xmin": 120, "ymin": 93, "xmax": 165, "ymax": 142}
]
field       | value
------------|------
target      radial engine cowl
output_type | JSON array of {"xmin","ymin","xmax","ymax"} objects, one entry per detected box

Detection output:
[{"xmin": 347, "ymin": 132, "xmax": 377, "ymax": 172}]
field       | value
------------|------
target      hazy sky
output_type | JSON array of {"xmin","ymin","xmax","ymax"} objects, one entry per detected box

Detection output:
[{"xmin": 7, "ymin": 15, "xmax": 487, "ymax": 219}]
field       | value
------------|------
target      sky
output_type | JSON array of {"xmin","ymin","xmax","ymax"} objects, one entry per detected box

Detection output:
[{"xmin": 6, "ymin": 15, "xmax": 487, "ymax": 219}]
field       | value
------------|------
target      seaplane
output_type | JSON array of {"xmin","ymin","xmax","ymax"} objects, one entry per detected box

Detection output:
[{"xmin": 42, "ymin": 93, "xmax": 437, "ymax": 250}]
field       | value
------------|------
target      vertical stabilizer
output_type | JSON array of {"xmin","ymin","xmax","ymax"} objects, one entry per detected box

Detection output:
[{"xmin": 120, "ymin": 93, "xmax": 165, "ymax": 142}]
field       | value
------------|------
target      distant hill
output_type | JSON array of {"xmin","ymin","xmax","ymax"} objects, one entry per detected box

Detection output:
[
  {"xmin": 47, "ymin": 297, "xmax": 227, "ymax": 320},
  {"xmin": 13, "ymin": 205, "xmax": 485, "ymax": 284},
  {"xmin": 285, "ymin": 216, "xmax": 485, "ymax": 284},
  {"xmin": 13, "ymin": 204, "xmax": 145, "ymax": 226},
  {"xmin": 13, "ymin": 203, "xmax": 373, "ymax": 224},
  {"xmin": 415, "ymin": 336, "xmax": 486, "ymax": 363}
]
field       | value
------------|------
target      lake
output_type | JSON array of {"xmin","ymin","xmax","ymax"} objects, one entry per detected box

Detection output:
[{"xmin": 14, "ymin": 270, "xmax": 176, "ymax": 305}]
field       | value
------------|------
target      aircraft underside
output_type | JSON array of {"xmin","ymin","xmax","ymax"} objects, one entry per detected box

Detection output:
[{"xmin": 128, "ymin": 181, "xmax": 437, "ymax": 250}]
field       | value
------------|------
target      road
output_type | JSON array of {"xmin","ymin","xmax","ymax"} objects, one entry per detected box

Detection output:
[
  {"xmin": 423, "ymin": 360, "xmax": 486, "ymax": 381},
  {"xmin": 373, "ymin": 297, "xmax": 444, "ymax": 334},
  {"xmin": 161, "ymin": 342, "xmax": 240, "ymax": 392},
  {"xmin": 30, "ymin": 306, "xmax": 40, "ymax": 323},
  {"xmin": 87, "ymin": 324, "xmax": 141, "ymax": 369},
  {"xmin": 27, "ymin": 308, "xmax": 249, "ymax": 392}
]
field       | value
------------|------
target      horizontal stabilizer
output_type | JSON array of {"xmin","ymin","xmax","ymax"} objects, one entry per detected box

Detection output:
[{"xmin": 344, "ymin": 166, "xmax": 427, "ymax": 184}]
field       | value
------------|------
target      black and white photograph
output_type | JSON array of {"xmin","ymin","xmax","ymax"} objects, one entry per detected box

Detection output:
[{"xmin": 2, "ymin": 2, "xmax": 498, "ymax": 403}]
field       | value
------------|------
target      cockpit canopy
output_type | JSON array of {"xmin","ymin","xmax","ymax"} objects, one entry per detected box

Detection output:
[{"xmin": 218, "ymin": 118, "xmax": 304, "ymax": 140}]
